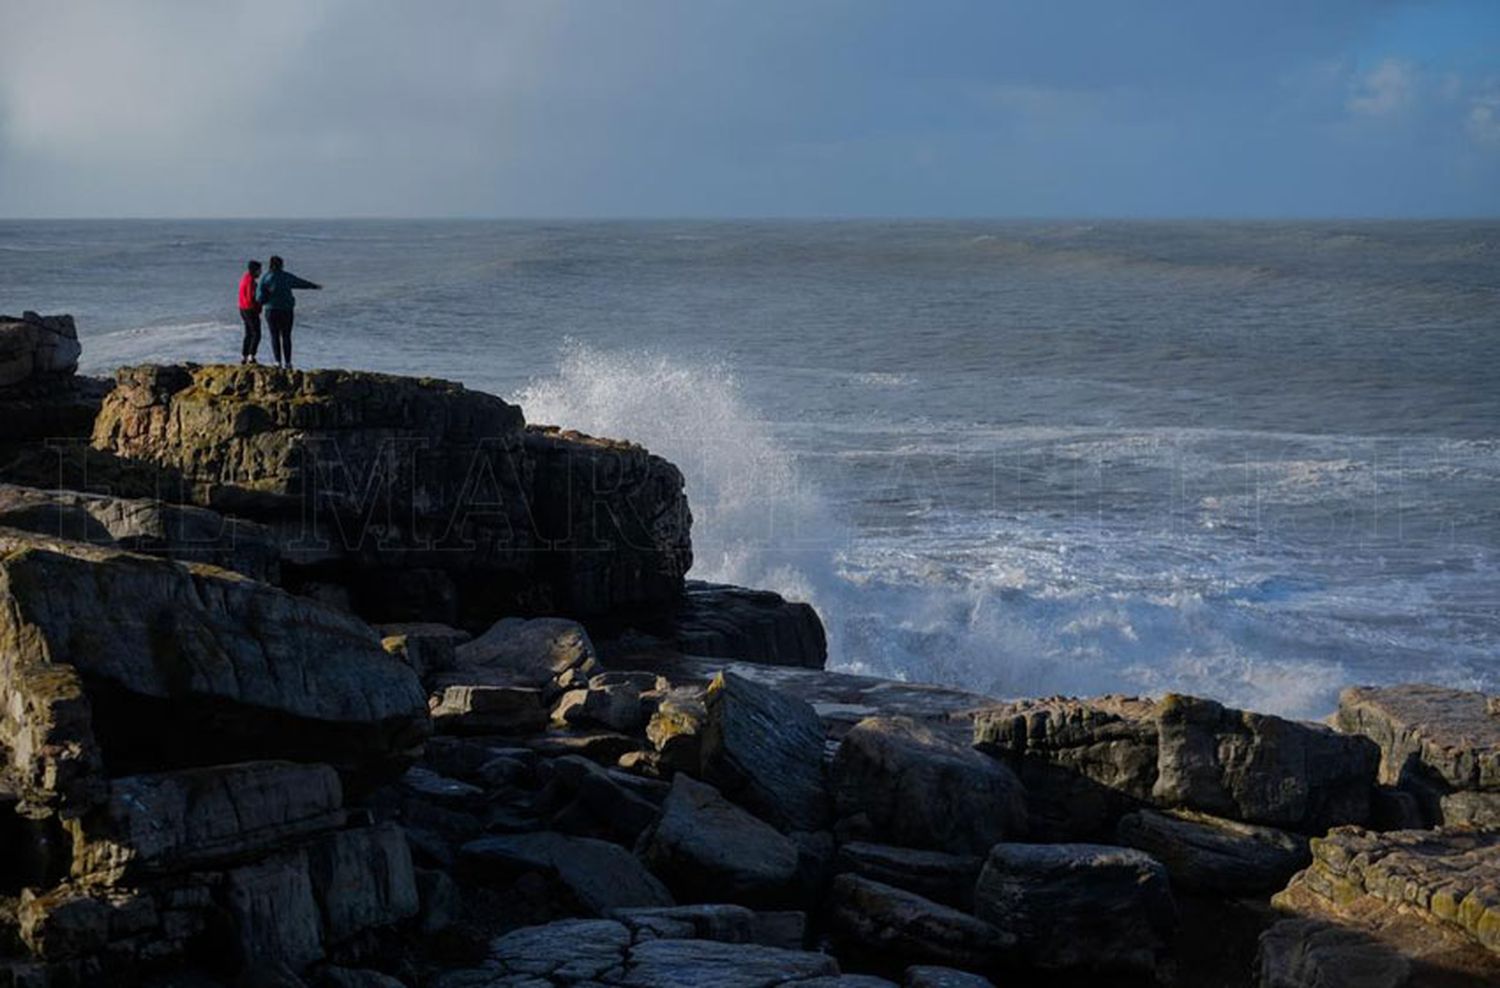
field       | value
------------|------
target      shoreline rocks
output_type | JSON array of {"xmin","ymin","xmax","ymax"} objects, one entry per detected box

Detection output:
[
  {"xmin": 1336, "ymin": 684, "xmax": 1500, "ymax": 827},
  {"xmin": 1, "ymin": 328, "xmax": 1495, "ymax": 988}
]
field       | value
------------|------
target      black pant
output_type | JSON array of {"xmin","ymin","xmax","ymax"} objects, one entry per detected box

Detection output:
[
  {"xmin": 239, "ymin": 309, "xmax": 261, "ymax": 358},
  {"xmin": 266, "ymin": 308, "xmax": 295, "ymax": 365}
]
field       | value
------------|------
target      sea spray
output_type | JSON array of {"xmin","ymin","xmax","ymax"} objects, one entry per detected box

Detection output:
[
  {"xmin": 515, "ymin": 340, "xmax": 856, "ymax": 660},
  {"xmin": 514, "ymin": 341, "xmax": 1497, "ymax": 720}
]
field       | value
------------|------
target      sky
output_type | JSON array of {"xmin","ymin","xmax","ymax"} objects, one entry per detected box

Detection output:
[{"xmin": 1, "ymin": 0, "xmax": 1498, "ymax": 218}]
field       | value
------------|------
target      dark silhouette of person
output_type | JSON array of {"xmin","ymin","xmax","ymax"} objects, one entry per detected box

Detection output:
[
  {"xmin": 237, "ymin": 260, "xmax": 263, "ymax": 364},
  {"xmin": 256, "ymin": 255, "xmax": 321, "ymax": 370}
]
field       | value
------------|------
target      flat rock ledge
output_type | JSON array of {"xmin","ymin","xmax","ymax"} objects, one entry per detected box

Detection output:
[
  {"xmin": 1337, "ymin": 684, "xmax": 1500, "ymax": 827},
  {"xmin": 1264, "ymin": 827, "xmax": 1500, "ymax": 986}
]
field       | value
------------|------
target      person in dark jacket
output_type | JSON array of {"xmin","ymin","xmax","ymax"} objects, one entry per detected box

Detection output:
[
  {"xmin": 256, "ymin": 255, "xmax": 321, "ymax": 370},
  {"xmin": 236, "ymin": 260, "xmax": 262, "ymax": 364}
]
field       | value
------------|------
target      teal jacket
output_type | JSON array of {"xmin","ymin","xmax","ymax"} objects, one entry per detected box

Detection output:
[{"xmin": 256, "ymin": 270, "xmax": 319, "ymax": 310}]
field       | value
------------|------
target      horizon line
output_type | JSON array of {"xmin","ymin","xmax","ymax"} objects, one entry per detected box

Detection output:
[{"xmin": 3, "ymin": 214, "xmax": 1499, "ymax": 223}]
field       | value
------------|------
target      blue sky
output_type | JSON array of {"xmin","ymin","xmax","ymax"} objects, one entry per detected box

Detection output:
[{"xmin": 1, "ymin": 0, "xmax": 1497, "ymax": 217}]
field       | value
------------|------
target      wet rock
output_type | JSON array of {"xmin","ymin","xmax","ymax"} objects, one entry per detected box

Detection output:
[
  {"xmin": 69, "ymin": 761, "xmax": 345, "ymax": 882},
  {"xmin": 1154, "ymin": 693, "xmax": 1378, "ymax": 834},
  {"xmin": 971, "ymin": 695, "xmax": 1159, "ymax": 839},
  {"xmin": 455, "ymin": 618, "xmax": 599, "ymax": 688},
  {"xmin": 459, "ymin": 832, "xmax": 674, "ymax": 915},
  {"xmin": 430, "ymin": 684, "xmax": 549, "ymax": 736},
  {"xmin": 0, "ymin": 529, "xmax": 429, "ymax": 796},
  {"xmin": 1337, "ymin": 684, "xmax": 1500, "ymax": 827},
  {"xmin": 668, "ymin": 581, "xmax": 827, "ymax": 670},
  {"xmin": 828, "ymin": 874, "xmax": 1011, "ymax": 971},
  {"xmin": 700, "ymin": 672, "xmax": 831, "ymax": 832},
  {"xmin": 1115, "ymin": 808, "xmax": 1310, "ymax": 894},
  {"xmin": 832, "ymin": 716, "xmax": 1025, "ymax": 855},
  {"xmin": 833, "ymin": 843, "xmax": 982, "ymax": 912},
  {"xmin": 523, "ymin": 425, "xmax": 691, "ymax": 617},
  {"xmin": 638, "ymin": 775, "xmax": 800, "ymax": 907},
  {"xmin": 973, "ymin": 842, "xmax": 1175, "ymax": 975},
  {"xmin": 0, "ymin": 484, "xmax": 279, "ymax": 582}
]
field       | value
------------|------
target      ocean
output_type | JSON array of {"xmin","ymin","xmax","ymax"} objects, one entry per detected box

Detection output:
[{"xmin": 3, "ymin": 218, "xmax": 1497, "ymax": 718}]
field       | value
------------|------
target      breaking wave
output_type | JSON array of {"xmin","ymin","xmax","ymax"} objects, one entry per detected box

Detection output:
[{"xmin": 513, "ymin": 343, "xmax": 1500, "ymax": 719}]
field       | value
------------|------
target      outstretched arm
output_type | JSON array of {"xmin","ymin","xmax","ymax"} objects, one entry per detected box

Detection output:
[{"xmin": 288, "ymin": 273, "xmax": 321, "ymax": 290}]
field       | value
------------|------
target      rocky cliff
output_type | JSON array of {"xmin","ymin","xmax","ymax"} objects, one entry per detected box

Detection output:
[{"xmin": 0, "ymin": 316, "xmax": 1497, "ymax": 988}]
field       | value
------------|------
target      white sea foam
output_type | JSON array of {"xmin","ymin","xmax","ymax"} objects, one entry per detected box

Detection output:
[{"xmin": 512, "ymin": 343, "xmax": 1500, "ymax": 719}]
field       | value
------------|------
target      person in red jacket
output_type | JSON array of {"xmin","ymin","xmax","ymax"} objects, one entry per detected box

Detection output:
[{"xmin": 237, "ymin": 260, "xmax": 263, "ymax": 364}]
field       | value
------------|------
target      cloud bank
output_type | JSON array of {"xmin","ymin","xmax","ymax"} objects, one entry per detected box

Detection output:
[{"xmin": 0, "ymin": 0, "xmax": 1496, "ymax": 217}]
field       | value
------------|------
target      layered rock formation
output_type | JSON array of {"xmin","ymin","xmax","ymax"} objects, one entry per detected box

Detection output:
[
  {"xmin": 1337, "ymin": 684, "xmax": 1500, "ymax": 827},
  {"xmin": 3, "ymin": 320, "xmax": 1498, "ymax": 988},
  {"xmin": 90, "ymin": 365, "xmax": 692, "ymax": 628},
  {"xmin": 0, "ymin": 313, "xmax": 108, "ymax": 445},
  {"xmin": 973, "ymin": 692, "xmax": 1380, "ymax": 839},
  {"xmin": 1262, "ymin": 827, "xmax": 1500, "ymax": 986}
]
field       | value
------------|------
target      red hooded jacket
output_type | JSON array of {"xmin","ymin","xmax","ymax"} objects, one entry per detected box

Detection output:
[{"xmin": 238, "ymin": 272, "xmax": 261, "ymax": 313}]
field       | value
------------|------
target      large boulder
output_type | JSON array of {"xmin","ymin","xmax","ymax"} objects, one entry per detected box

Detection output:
[
  {"xmin": 67, "ymin": 761, "xmax": 345, "ymax": 882},
  {"xmin": 1115, "ymin": 808, "xmax": 1309, "ymax": 894},
  {"xmin": 665, "ymin": 581, "xmax": 827, "ymax": 669},
  {"xmin": 0, "ymin": 313, "xmax": 81, "ymax": 387},
  {"xmin": 699, "ymin": 672, "xmax": 831, "ymax": 832},
  {"xmin": 0, "ymin": 313, "xmax": 109, "ymax": 447},
  {"xmin": 832, "ymin": 716, "xmax": 1025, "ymax": 855},
  {"xmin": 0, "ymin": 483, "xmax": 280, "ymax": 582},
  {"xmin": 459, "ymin": 832, "xmax": 674, "ymax": 915},
  {"xmin": 638, "ymin": 774, "xmax": 800, "ymax": 907},
  {"xmin": 523, "ymin": 425, "xmax": 692, "ymax": 617},
  {"xmin": 1337, "ymin": 684, "xmax": 1500, "ymax": 827},
  {"xmin": 975, "ymin": 693, "xmax": 1380, "ymax": 837},
  {"xmin": 833, "ymin": 842, "xmax": 983, "ymax": 912},
  {"xmin": 971, "ymin": 695, "xmax": 1159, "ymax": 838},
  {"xmin": 0, "ymin": 528, "xmax": 430, "ymax": 802},
  {"xmin": 89, "ymin": 365, "xmax": 692, "ymax": 624},
  {"xmin": 453, "ymin": 617, "xmax": 599, "ymax": 687},
  {"xmin": 828, "ymin": 874, "xmax": 1011, "ymax": 972},
  {"xmin": 469, "ymin": 916, "xmax": 843, "ymax": 987},
  {"xmin": 1154, "ymin": 694, "xmax": 1378, "ymax": 834},
  {"xmin": 973, "ymin": 842, "xmax": 1176, "ymax": 975}
]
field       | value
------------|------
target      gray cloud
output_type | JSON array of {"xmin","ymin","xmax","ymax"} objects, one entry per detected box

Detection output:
[{"xmin": 0, "ymin": 0, "xmax": 1496, "ymax": 217}]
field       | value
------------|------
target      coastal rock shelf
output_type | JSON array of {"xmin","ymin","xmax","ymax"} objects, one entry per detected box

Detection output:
[
  {"xmin": 0, "ymin": 319, "xmax": 1497, "ymax": 987},
  {"xmin": 90, "ymin": 364, "xmax": 693, "ymax": 627}
]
